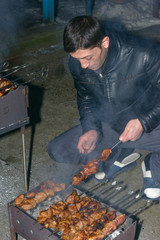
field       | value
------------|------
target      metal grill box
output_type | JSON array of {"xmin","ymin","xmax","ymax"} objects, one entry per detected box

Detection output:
[{"xmin": 0, "ymin": 85, "xmax": 29, "ymax": 135}]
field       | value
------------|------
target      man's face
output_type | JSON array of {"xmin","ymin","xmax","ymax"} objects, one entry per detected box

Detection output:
[{"xmin": 70, "ymin": 36, "xmax": 109, "ymax": 71}]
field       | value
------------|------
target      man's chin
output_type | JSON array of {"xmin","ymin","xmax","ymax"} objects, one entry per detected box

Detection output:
[{"xmin": 88, "ymin": 66, "xmax": 97, "ymax": 70}]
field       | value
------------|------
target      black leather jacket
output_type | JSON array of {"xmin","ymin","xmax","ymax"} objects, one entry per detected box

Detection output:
[{"xmin": 69, "ymin": 33, "xmax": 160, "ymax": 135}]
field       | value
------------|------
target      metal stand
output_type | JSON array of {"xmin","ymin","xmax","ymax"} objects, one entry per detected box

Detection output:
[{"xmin": 21, "ymin": 126, "xmax": 28, "ymax": 192}]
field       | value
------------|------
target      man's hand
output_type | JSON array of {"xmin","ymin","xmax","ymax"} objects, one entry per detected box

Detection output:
[
  {"xmin": 119, "ymin": 119, "xmax": 143, "ymax": 142},
  {"xmin": 77, "ymin": 130, "xmax": 98, "ymax": 154}
]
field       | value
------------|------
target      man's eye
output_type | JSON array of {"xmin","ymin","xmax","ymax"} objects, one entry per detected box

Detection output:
[{"xmin": 86, "ymin": 57, "xmax": 92, "ymax": 60}]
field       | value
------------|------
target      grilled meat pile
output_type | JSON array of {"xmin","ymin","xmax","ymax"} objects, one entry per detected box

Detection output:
[
  {"xmin": 13, "ymin": 179, "xmax": 65, "ymax": 211},
  {"xmin": 36, "ymin": 190, "xmax": 126, "ymax": 240}
]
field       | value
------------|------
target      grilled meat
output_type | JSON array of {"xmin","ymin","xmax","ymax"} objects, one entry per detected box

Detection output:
[
  {"xmin": 20, "ymin": 198, "xmax": 36, "ymax": 211},
  {"xmin": 102, "ymin": 214, "xmax": 126, "ymax": 236},
  {"xmin": 99, "ymin": 149, "xmax": 112, "ymax": 162},
  {"xmin": 34, "ymin": 192, "xmax": 47, "ymax": 203},
  {"xmin": 87, "ymin": 229, "xmax": 105, "ymax": 240},
  {"xmin": 13, "ymin": 179, "xmax": 66, "ymax": 211},
  {"xmin": 0, "ymin": 78, "xmax": 16, "ymax": 97},
  {"xmin": 35, "ymin": 190, "xmax": 126, "ymax": 240},
  {"xmin": 44, "ymin": 217, "xmax": 58, "ymax": 229},
  {"xmin": 72, "ymin": 159, "xmax": 98, "ymax": 185},
  {"xmin": 25, "ymin": 191, "xmax": 37, "ymax": 199},
  {"xmin": 65, "ymin": 190, "xmax": 80, "ymax": 204},
  {"xmin": 53, "ymin": 183, "xmax": 66, "ymax": 192},
  {"xmin": 13, "ymin": 194, "xmax": 24, "ymax": 206},
  {"xmin": 43, "ymin": 188, "xmax": 55, "ymax": 197}
]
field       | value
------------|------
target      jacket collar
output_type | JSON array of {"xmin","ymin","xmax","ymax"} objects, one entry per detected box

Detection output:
[{"xmin": 99, "ymin": 34, "xmax": 120, "ymax": 74}]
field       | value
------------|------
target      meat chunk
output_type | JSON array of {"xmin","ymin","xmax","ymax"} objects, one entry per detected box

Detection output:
[
  {"xmin": 99, "ymin": 149, "xmax": 112, "ymax": 162},
  {"xmin": 13, "ymin": 194, "xmax": 24, "ymax": 206},
  {"xmin": 72, "ymin": 159, "xmax": 98, "ymax": 185}
]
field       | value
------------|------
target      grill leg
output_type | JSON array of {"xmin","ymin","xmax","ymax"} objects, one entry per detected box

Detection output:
[
  {"xmin": 8, "ymin": 204, "xmax": 18, "ymax": 240},
  {"xmin": 21, "ymin": 126, "xmax": 28, "ymax": 192},
  {"xmin": 10, "ymin": 227, "xmax": 17, "ymax": 240}
]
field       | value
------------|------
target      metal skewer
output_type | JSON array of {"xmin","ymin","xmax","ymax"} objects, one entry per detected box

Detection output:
[
  {"xmin": 128, "ymin": 199, "xmax": 154, "ymax": 217},
  {"xmin": 68, "ymin": 140, "xmax": 122, "ymax": 191},
  {"xmin": 21, "ymin": 126, "xmax": 28, "ymax": 192},
  {"xmin": 111, "ymin": 140, "xmax": 122, "ymax": 150},
  {"xmin": 78, "ymin": 181, "xmax": 107, "ymax": 197},
  {"xmin": 112, "ymin": 189, "xmax": 140, "ymax": 206},
  {"xmin": 90, "ymin": 180, "xmax": 123, "ymax": 198}
]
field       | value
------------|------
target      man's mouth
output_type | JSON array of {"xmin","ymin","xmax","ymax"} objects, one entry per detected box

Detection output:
[{"xmin": 88, "ymin": 65, "xmax": 97, "ymax": 70}]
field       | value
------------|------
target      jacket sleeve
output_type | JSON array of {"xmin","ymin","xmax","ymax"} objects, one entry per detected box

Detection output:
[
  {"xmin": 138, "ymin": 48, "xmax": 160, "ymax": 132},
  {"xmin": 69, "ymin": 58, "xmax": 103, "ymax": 136}
]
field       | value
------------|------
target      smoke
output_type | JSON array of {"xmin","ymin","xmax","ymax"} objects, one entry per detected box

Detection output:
[{"xmin": 0, "ymin": 0, "xmax": 28, "ymax": 60}]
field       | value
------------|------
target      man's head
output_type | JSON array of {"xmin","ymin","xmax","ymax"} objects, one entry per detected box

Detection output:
[{"xmin": 63, "ymin": 15, "xmax": 109, "ymax": 70}]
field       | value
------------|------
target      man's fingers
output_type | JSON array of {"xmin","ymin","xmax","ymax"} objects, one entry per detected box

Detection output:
[
  {"xmin": 87, "ymin": 142, "xmax": 96, "ymax": 153},
  {"xmin": 77, "ymin": 130, "xmax": 98, "ymax": 154},
  {"xmin": 120, "ymin": 129, "xmax": 129, "ymax": 142},
  {"xmin": 85, "ymin": 142, "xmax": 95, "ymax": 153},
  {"xmin": 78, "ymin": 142, "xmax": 95, "ymax": 154}
]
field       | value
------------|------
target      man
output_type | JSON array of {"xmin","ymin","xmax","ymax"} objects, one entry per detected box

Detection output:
[{"xmin": 48, "ymin": 15, "xmax": 160, "ymax": 200}]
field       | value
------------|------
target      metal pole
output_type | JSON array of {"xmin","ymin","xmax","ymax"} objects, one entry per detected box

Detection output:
[{"xmin": 21, "ymin": 126, "xmax": 28, "ymax": 192}]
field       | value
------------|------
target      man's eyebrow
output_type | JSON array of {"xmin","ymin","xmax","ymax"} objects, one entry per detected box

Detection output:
[{"xmin": 79, "ymin": 54, "xmax": 93, "ymax": 60}]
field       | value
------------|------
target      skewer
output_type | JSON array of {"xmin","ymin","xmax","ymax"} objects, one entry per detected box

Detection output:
[
  {"xmin": 98, "ymin": 140, "xmax": 122, "ymax": 162},
  {"xmin": 71, "ymin": 141, "xmax": 122, "ymax": 189},
  {"xmin": 0, "ymin": 63, "xmax": 28, "ymax": 73},
  {"xmin": 112, "ymin": 189, "xmax": 140, "ymax": 206},
  {"xmin": 90, "ymin": 180, "xmax": 123, "ymax": 198},
  {"xmin": 111, "ymin": 140, "xmax": 122, "ymax": 150},
  {"xmin": 2, "ymin": 64, "xmax": 29, "ymax": 77},
  {"xmin": 83, "ymin": 181, "xmax": 107, "ymax": 193},
  {"xmin": 121, "ymin": 192, "xmax": 142, "ymax": 210},
  {"xmin": 78, "ymin": 181, "xmax": 107, "ymax": 197},
  {"xmin": 128, "ymin": 199, "xmax": 154, "ymax": 217},
  {"xmin": 104, "ymin": 184, "xmax": 127, "ymax": 199}
]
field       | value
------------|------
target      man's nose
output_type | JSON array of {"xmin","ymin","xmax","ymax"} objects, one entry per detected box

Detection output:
[{"xmin": 80, "ymin": 59, "xmax": 89, "ymax": 69}]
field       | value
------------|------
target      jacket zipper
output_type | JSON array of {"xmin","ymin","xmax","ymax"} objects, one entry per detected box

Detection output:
[{"xmin": 99, "ymin": 72, "xmax": 111, "ymax": 103}]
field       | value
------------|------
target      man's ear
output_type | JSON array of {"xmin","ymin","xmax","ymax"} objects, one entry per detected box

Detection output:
[{"xmin": 102, "ymin": 36, "xmax": 109, "ymax": 48}]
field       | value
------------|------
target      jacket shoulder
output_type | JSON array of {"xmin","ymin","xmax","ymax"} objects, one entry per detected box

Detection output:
[{"xmin": 68, "ymin": 56, "xmax": 81, "ymax": 76}]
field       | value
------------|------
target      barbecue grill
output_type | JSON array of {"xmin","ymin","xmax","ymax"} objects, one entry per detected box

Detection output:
[
  {"xmin": 0, "ymin": 84, "xmax": 29, "ymax": 133},
  {"xmin": 0, "ymin": 83, "xmax": 29, "ymax": 191},
  {"xmin": 8, "ymin": 179, "xmax": 141, "ymax": 240}
]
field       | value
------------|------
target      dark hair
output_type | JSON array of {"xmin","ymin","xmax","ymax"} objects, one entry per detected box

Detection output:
[{"xmin": 63, "ymin": 15, "xmax": 106, "ymax": 53}]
